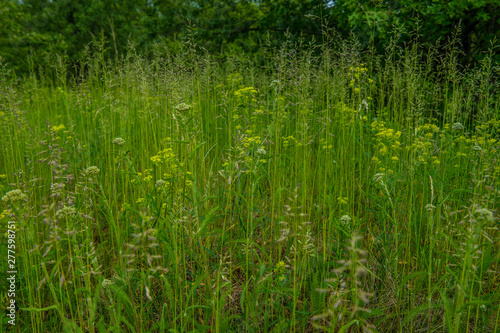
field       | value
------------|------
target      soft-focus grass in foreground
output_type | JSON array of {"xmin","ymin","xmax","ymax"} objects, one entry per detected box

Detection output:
[{"xmin": 0, "ymin": 33, "xmax": 499, "ymax": 332}]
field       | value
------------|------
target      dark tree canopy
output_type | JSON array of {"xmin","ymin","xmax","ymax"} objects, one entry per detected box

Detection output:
[{"xmin": 1, "ymin": 0, "xmax": 499, "ymax": 74}]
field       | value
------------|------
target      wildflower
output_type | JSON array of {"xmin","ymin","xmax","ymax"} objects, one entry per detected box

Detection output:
[
  {"xmin": 373, "ymin": 173, "xmax": 385, "ymax": 185},
  {"xmin": 174, "ymin": 103, "xmax": 192, "ymax": 112},
  {"xmin": 474, "ymin": 208, "xmax": 494, "ymax": 224},
  {"xmin": 150, "ymin": 156, "xmax": 162, "ymax": 164},
  {"xmin": 56, "ymin": 206, "xmax": 77, "ymax": 218},
  {"xmin": 452, "ymin": 122, "xmax": 464, "ymax": 130},
  {"xmin": 52, "ymin": 124, "xmax": 66, "ymax": 131},
  {"xmin": 155, "ymin": 179, "xmax": 166, "ymax": 188},
  {"xmin": 340, "ymin": 215, "xmax": 352, "ymax": 226},
  {"xmin": 431, "ymin": 157, "xmax": 440, "ymax": 165},
  {"xmin": 2, "ymin": 189, "xmax": 28, "ymax": 202},
  {"xmin": 0, "ymin": 209, "xmax": 12, "ymax": 220},
  {"xmin": 151, "ymin": 148, "xmax": 176, "ymax": 165},
  {"xmin": 102, "ymin": 279, "xmax": 114, "ymax": 289},
  {"xmin": 425, "ymin": 204, "xmax": 436, "ymax": 212},
  {"xmin": 337, "ymin": 196, "xmax": 348, "ymax": 205},
  {"xmin": 234, "ymin": 86, "xmax": 257, "ymax": 97},
  {"xmin": 112, "ymin": 137, "xmax": 125, "ymax": 146},
  {"xmin": 84, "ymin": 166, "xmax": 100, "ymax": 177}
]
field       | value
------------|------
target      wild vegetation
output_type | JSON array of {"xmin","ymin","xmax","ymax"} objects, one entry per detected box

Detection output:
[
  {"xmin": 0, "ymin": 29, "xmax": 499, "ymax": 332},
  {"xmin": 1, "ymin": 0, "xmax": 499, "ymax": 75}
]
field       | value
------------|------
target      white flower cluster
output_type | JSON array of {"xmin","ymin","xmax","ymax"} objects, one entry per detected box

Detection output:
[
  {"xmin": 474, "ymin": 208, "xmax": 494, "ymax": 224},
  {"xmin": 102, "ymin": 279, "xmax": 114, "ymax": 289},
  {"xmin": 155, "ymin": 179, "xmax": 166, "ymax": 188},
  {"xmin": 340, "ymin": 215, "xmax": 352, "ymax": 226},
  {"xmin": 84, "ymin": 166, "xmax": 100, "ymax": 177},
  {"xmin": 2, "ymin": 189, "xmax": 28, "ymax": 202},
  {"xmin": 112, "ymin": 137, "xmax": 125, "ymax": 146},
  {"xmin": 174, "ymin": 103, "xmax": 192, "ymax": 112},
  {"xmin": 425, "ymin": 204, "xmax": 436, "ymax": 212},
  {"xmin": 373, "ymin": 173, "xmax": 385, "ymax": 186}
]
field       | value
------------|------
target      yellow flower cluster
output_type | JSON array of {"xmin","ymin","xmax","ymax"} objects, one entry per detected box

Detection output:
[
  {"xmin": 141, "ymin": 169, "xmax": 154, "ymax": 182},
  {"xmin": 348, "ymin": 64, "xmax": 372, "ymax": 91},
  {"xmin": 282, "ymin": 135, "xmax": 302, "ymax": 148},
  {"xmin": 242, "ymin": 133, "xmax": 262, "ymax": 148},
  {"xmin": 417, "ymin": 123, "xmax": 440, "ymax": 139},
  {"xmin": 52, "ymin": 124, "xmax": 66, "ymax": 132},
  {"xmin": 0, "ymin": 209, "xmax": 12, "ymax": 220},
  {"xmin": 275, "ymin": 261, "xmax": 287, "ymax": 282},
  {"xmin": 131, "ymin": 168, "xmax": 155, "ymax": 183},
  {"xmin": 455, "ymin": 134, "xmax": 498, "ymax": 151},
  {"xmin": 150, "ymin": 148, "xmax": 176, "ymax": 165},
  {"xmin": 234, "ymin": 86, "xmax": 258, "ymax": 105},
  {"xmin": 335, "ymin": 103, "xmax": 360, "ymax": 126},
  {"xmin": 406, "ymin": 123, "xmax": 442, "ymax": 166},
  {"xmin": 234, "ymin": 86, "xmax": 257, "ymax": 97},
  {"xmin": 371, "ymin": 120, "xmax": 402, "ymax": 164},
  {"xmin": 337, "ymin": 196, "xmax": 348, "ymax": 205},
  {"xmin": 184, "ymin": 171, "xmax": 193, "ymax": 187},
  {"xmin": 319, "ymin": 138, "xmax": 333, "ymax": 150},
  {"xmin": 476, "ymin": 118, "xmax": 500, "ymax": 135}
]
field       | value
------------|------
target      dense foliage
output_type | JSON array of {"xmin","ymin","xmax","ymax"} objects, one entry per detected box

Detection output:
[
  {"xmin": 1, "ymin": 0, "xmax": 499, "ymax": 74},
  {"xmin": 0, "ymin": 31, "xmax": 499, "ymax": 332},
  {"xmin": 1, "ymin": 2, "xmax": 499, "ymax": 332}
]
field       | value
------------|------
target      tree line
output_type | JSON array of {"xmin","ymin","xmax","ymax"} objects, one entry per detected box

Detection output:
[{"xmin": 1, "ymin": 0, "xmax": 499, "ymax": 75}]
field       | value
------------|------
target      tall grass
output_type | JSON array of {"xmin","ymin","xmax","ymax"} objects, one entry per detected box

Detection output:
[{"xmin": 0, "ymin": 31, "xmax": 499, "ymax": 332}]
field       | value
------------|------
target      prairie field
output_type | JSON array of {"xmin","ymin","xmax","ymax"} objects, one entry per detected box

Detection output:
[{"xmin": 1, "ymin": 36, "xmax": 499, "ymax": 332}]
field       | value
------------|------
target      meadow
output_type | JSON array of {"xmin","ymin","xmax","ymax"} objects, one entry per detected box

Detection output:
[{"xmin": 0, "ymin": 34, "xmax": 499, "ymax": 332}]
